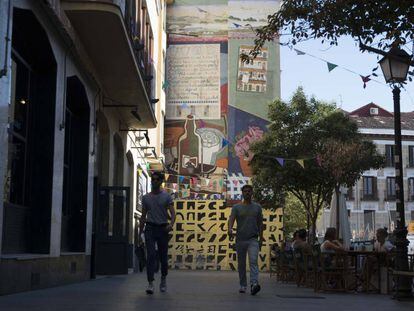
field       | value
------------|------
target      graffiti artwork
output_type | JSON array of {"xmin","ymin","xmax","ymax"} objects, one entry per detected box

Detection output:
[{"xmin": 168, "ymin": 200, "xmax": 283, "ymax": 271}]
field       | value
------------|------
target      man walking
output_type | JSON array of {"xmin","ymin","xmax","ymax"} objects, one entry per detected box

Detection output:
[
  {"xmin": 228, "ymin": 184, "xmax": 263, "ymax": 295},
  {"xmin": 139, "ymin": 171, "xmax": 175, "ymax": 294}
]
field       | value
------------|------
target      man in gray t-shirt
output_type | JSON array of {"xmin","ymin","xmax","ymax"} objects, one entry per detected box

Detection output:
[
  {"xmin": 139, "ymin": 171, "xmax": 175, "ymax": 295},
  {"xmin": 228, "ymin": 184, "xmax": 263, "ymax": 295}
]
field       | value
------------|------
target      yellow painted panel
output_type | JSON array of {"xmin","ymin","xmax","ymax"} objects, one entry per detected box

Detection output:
[{"xmin": 169, "ymin": 200, "xmax": 283, "ymax": 271}]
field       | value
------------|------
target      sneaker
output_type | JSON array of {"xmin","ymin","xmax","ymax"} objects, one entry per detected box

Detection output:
[
  {"xmin": 146, "ymin": 282, "xmax": 154, "ymax": 295},
  {"xmin": 160, "ymin": 277, "xmax": 167, "ymax": 293},
  {"xmin": 250, "ymin": 283, "xmax": 261, "ymax": 295},
  {"xmin": 239, "ymin": 286, "xmax": 247, "ymax": 293}
]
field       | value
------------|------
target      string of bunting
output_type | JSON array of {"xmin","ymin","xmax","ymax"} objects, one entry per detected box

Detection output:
[
  {"xmin": 259, "ymin": 154, "xmax": 323, "ymax": 169},
  {"xmin": 291, "ymin": 47, "xmax": 385, "ymax": 89}
]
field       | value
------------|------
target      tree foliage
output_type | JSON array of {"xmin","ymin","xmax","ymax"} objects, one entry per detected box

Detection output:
[
  {"xmin": 283, "ymin": 193, "xmax": 308, "ymax": 238},
  {"xmin": 244, "ymin": 0, "xmax": 414, "ymax": 78},
  {"xmin": 250, "ymin": 87, "xmax": 384, "ymax": 240},
  {"xmin": 253, "ymin": 0, "xmax": 414, "ymax": 49}
]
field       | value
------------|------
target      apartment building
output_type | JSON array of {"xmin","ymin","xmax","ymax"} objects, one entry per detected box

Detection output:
[
  {"xmin": 320, "ymin": 103, "xmax": 414, "ymax": 240},
  {"xmin": 0, "ymin": 0, "xmax": 166, "ymax": 294}
]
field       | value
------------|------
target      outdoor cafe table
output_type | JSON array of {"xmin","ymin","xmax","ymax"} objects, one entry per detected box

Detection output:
[{"xmin": 346, "ymin": 250, "xmax": 386, "ymax": 293}]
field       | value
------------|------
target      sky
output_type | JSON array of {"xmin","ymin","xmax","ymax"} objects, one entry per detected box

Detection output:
[{"xmin": 280, "ymin": 36, "xmax": 414, "ymax": 113}]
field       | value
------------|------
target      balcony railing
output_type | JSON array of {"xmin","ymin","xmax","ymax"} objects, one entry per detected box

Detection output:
[
  {"xmin": 384, "ymin": 190, "xmax": 396, "ymax": 201},
  {"xmin": 360, "ymin": 190, "xmax": 378, "ymax": 201}
]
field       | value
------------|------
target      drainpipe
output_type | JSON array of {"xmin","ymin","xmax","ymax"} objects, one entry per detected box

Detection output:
[{"xmin": 0, "ymin": 0, "xmax": 12, "ymax": 79}]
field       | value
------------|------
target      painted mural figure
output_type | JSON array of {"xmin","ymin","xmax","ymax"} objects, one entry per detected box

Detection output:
[
  {"xmin": 139, "ymin": 172, "xmax": 176, "ymax": 295},
  {"xmin": 227, "ymin": 184, "xmax": 264, "ymax": 295},
  {"xmin": 178, "ymin": 115, "xmax": 203, "ymax": 175}
]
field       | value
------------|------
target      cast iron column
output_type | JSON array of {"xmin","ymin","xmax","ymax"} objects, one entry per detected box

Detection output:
[{"xmin": 392, "ymin": 86, "xmax": 412, "ymax": 298}]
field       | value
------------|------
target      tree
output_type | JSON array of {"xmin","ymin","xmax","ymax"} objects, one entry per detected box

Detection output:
[
  {"xmin": 245, "ymin": 0, "xmax": 414, "ymax": 79},
  {"xmin": 250, "ymin": 87, "xmax": 384, "ymax": 242},
  {"xmin": 283, "ymin": 193, "xmax": 308, "ymax": 239}
]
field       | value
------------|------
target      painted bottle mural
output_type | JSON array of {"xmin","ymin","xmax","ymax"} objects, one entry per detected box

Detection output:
[{"xmin": 178, "ymin": 115, "xmax": 203, "ymax": 176}]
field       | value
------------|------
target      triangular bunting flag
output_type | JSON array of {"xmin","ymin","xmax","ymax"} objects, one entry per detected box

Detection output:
[
  {"xmin": 138, "ymin": 168, "xmax": 142, "ymax": 175},
  {"xmin": 294, "ymin": 48, "xmax": 306, "ymax": 55},
  {"xmin": 297, "ymin": 159, "xmax": 305, "ymax": 168},
  {"xmin": 146, "ymin": 163, "xmax": 150, "ymax": 170},
  {"xmin": 316, "ymin": 155, "xmax": 322, "ymax": 167},
  {"xmin": 165, "ymin": 173, "xmax": 170, "ymax": 180},
  {"xmin": 222, "ymin": 139, "xmax": 229, "ymax": 148},
  {"xmin": 327, "ymin": 62, "xmax": 338, "ymax": 72},
  {"xmin": 182, "ymin": 189, "xmax": 190, "ymax": 198},
  {"xmin": 233, "ymin": 180, "xmax": 239, "ymax": 186},
  {"xmin": 184, "ymin": 184, "xmax": 189, "ymax": 189},
  {"xmin": 360, "ymin": 75, "xmax": 371, "ymax": 89},
  {"xmin": 219, "ymin": 179, "xmax": 223, "ymax": 187},
  {"xmin": 181, "ymin": 102, "xmax": 189, "ymax": 109},
  {"xmin": 275, "ymin": 157, "xmax": 284, "ymax": 167},
  {"xmin": 179, "ymin": 175, "xmax": 185, "ymax": 183},
  {"xmin": 172, "ymin": 183, "xmax": 177, "ymax": 190},
  {"xmin": 162, "ymin": 80, "xmax": 169, "ymax": 90},
  {"xmin": 191, "ymin": 177, "xmax": 198, "ymax": 185}
]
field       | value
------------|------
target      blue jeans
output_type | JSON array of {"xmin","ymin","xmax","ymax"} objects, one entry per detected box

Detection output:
[
  {"xmin": 236, "ymin": 239, "xmax": 259, "ymax": 287},
  {"xmin": 144, "ymin": 224, "xmax": 169, "ymax": 282}
]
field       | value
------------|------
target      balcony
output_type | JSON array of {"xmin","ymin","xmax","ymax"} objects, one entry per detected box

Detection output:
[
  {"xmin": 62, "ymin": 0, "xmax": 156, "ymax": 128},
  {"xmin": 360, "ymin": 190, "xmax": 378, "ymax": 201},
  {"xmin": 384, "ymin": 190, "xmax": 396, "ymax": 202}
]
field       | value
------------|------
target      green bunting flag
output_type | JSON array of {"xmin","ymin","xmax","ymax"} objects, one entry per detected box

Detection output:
[
  {"xmin": 294, "ymin": 48, "xmax": 306, "ymax": 55},
  {"xmin": 327, "ymin": 62, "xmax": 338, "ymax": 72},
  {"xmin": 162, "ymin": 80, "xmax": 169, "ymax": 90}
]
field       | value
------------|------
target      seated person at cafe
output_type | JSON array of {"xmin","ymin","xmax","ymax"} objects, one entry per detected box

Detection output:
[
  {"xmin": 362, "ymin": 228, "xmax": 394, "ymax": 292},
  {"xmin": 321, "ymin": 227, "xmax": 345, "ymax": 253},
  {"xmin": 292, "ymin": 229, "xmax": 311, "ymax": 253},
  {"xmin": 290, "ymin": 231, "xmax": 299, "ymax": 249},
  {"xmin": 374, "ymin": 228, "xmax": 394, "ymax": 253}
]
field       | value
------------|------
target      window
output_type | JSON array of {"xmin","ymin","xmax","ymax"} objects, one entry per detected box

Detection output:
[
  {"xmin": 256, "ymin": 85, "xmax": 260, "ymax": 92},
  {"xmin": 363, "ymin": 176, "xmax": 377, "ymax": 200},
  {"xmin": 408, "ymin": 178, "xmax": 414, "ymax": 201},
  {"xmin": 3, "ymin": 8, "xmax": 57, "ymax": 254},
  {"xmin": 386, "ymin": 177, "xmax": 396, "ymax": 201},
  {"xmin": 385, "ymin": 145, "xmax": 395, "ymax": 167},
  {"xmin": 409, "ymin": 146, "xmax": 414, "ymax": 167},
  {"xmin": 364, "ymin": 210, "xmax": 375, "ymax": 239},
  {"xmin": 5, "ymin": 57, "xmax": 30, "ymax": 206}
]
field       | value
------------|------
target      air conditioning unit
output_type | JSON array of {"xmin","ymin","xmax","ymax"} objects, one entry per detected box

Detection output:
[{"xmin": 370, "ymin": 107, "xmax": 379, "ymax": 115}]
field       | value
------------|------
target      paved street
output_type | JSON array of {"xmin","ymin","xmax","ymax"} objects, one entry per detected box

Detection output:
[{"xmin": 0, "ymin": 270, "xmax": 413, "ymax": 311}]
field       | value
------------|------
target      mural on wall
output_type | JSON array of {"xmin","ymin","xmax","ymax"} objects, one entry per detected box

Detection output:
[
  {"xmin": 169, "ymin": 200, "xmax": 283, "ymax": 271},
  {"xmin": 165, "ymin": 1, "xmax": 280, "ymax": 200},
  {"xmin": 237, "ymin": 46, "xmax": 268, "ymax": 93},
  {"xmin": 166, "ymin": 0, "xmax": 228, "ymax": 37},
  {"xmin": 166, "ymin": 44, "xmax": 221, "ymax": 120}
]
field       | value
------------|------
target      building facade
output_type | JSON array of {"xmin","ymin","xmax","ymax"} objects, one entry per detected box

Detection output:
[
  {"xmin": 320, "ymin": 103, "xmax": 414, "ymax": 240},
  {"xmin": 164, "ymin": 0, "xmax": 283, "ymax": 271},
  {"xmin": 0, "ymin": 0, "xmax": 166, "ymax": 294}
]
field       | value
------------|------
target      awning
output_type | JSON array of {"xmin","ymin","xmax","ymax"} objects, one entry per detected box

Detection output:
[{"xmin": 62, "ymin": 1, "xmax": 157, "ymax": 128}]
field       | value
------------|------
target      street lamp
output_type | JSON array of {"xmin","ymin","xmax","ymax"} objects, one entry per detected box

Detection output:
[{"xmin": 379, "ymin": 46, "xmax": 412, "ymax": 298}]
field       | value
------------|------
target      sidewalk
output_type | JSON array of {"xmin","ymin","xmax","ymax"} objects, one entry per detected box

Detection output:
[{"xmin": 0, "ymin": 270, "xmax": 412, "ymax": 311}]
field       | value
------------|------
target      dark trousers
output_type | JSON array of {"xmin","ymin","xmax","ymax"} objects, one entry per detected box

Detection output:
[{"xmin": 144, "ymin": 225, "xmax": 169, "ymax": 282}]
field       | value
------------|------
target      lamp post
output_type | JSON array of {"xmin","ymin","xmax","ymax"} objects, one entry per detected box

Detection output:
[{"xmin": 379, "ymin": 46, "xmax": 412, "ymax": 298}]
